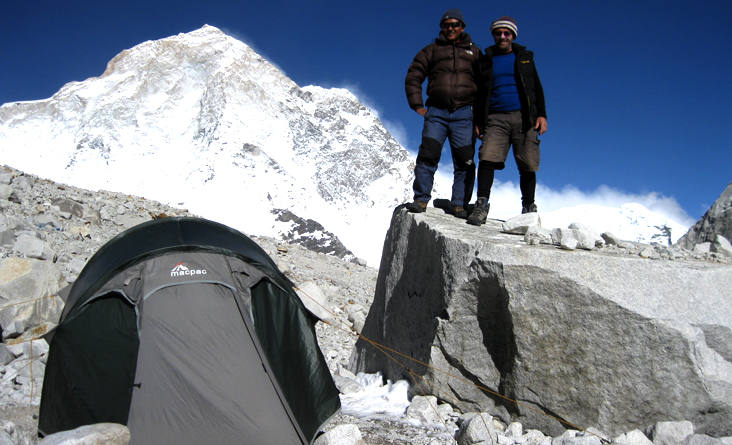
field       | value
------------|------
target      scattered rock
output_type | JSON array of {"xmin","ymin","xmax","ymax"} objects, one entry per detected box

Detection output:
[
  {"xmin": 314, "ymin": 424, "xmax": 365, "ymax": 445},
  {"xmin": 613, "ymin": 429, "xmax": 654, "ymax": 445},
  {"xmin": 712, "ymin": 235, "xmax": 732, "ymax": 256},
  {"xmin": 37, "ymin": 423, "xmax": 130, "ymax": 445},
  {"xmin": 601, "ymin": 231, "xmax": 621, "ymax": 246},
  {"xmin": 646, "ymin": 420, "xmax": 694, "ymax": 445},
  {"xmin": 524, "ymin": 225, "xmax": 553, "ymax": 245},
  {"xmin": 502, "ymin": 213, "xmax": 541, "ymax": 235}
]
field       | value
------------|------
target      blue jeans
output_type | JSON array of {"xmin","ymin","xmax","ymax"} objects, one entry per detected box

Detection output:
[{"xmin": 413, "ymin": 106, "xmax": 476, "ymax": 207}]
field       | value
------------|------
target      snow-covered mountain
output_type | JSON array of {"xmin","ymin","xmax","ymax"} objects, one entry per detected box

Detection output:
[
  {"xmin": 0, "ymin": 25, "xmax": 414, "ymax": 266},
  {"xmin": 0, "ymin": 25, "xmax": 689, "ymax": 266}
]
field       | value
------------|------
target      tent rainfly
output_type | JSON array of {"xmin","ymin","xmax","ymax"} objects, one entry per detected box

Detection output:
[{"xmin": 39, "ymin": 217, "xmax": 341, "ymax": 444}]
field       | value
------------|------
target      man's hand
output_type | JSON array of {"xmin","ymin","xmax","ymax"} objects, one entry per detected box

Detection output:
[
  {"xmin": 474, "ymin": 125, "xmax": 483, "ymax": 139},
  {"xmin": 416, "ymin": 107, "xmax": 427, "ymax": 117},
  {"xmin": 535, "ymin": 117, "xmax": 547, "ymax": 135}
]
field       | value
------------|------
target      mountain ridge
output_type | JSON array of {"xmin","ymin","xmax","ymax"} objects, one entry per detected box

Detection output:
[{"xmin": 0, "ymin": 25, "xmax": 414, "ymax": 266}]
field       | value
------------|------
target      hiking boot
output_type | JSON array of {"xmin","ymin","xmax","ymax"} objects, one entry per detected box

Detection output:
[
  {"xmin": 406, "ymin": 200, "xmax": 427, "ymax": 213},
  {"xmin": 452, "ymin": 205, "xmax": 468, "ymax": 219},
  {"xmin": 521, "ymin": 203, "xmax": 538, "ymax": 214},
  {"xmin": 467, "ymin": 198, "xmax": 489, "ymax": 226}
]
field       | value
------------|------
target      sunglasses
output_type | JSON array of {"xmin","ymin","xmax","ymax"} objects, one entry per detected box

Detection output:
[
  {"xmin": 492, "ymin": 30, "xmax": 513, "ymax": 37},
  {"xmin": 442, "ymin": 21, "xmax": 463, "ymax": 29}
]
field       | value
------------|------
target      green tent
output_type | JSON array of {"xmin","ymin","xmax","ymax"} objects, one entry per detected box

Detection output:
[{"xmin": 39, "ymin": 217, "xmax": 340, "ymax": 444}]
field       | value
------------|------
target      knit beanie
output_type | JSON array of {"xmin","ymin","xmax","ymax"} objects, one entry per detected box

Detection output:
[
  {"xmin": 490, "ymin": 16, "xmax": 517, "ymax": 38},
  {"xmin": 440, "ymin": 9, "xmax": 466, "ymax": 27}
]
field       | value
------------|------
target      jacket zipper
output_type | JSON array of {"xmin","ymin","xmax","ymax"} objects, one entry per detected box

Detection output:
[{"xmin": 516, "ymin": 53, "xmax": 534, "ymax": 128}]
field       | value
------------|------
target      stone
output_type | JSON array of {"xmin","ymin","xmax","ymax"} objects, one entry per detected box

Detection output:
[
  {"xmin": 0, "ymin": 229, "xmax": 13, "ymax": 247},
  {"xmin": 67, "ymin": 258, "xmax": 87, "ymax": 276},
  {"xmin": 503, "ymin": 213, "xmax": 541, "ymax": 235},
  {"xmin": 613, "ymin": 429, "xmax": 653, "ymax": 445},
  {"xmin": 571, "ymin": 227, "xmax": 600, "ymax": 250},
  {"xmin": 638, "ymin": 245, "xmax": 658, "ymax": 258},
  {"xmin": 332, "ymin": 374, "xmax": 364, "ymax": 394},
  {"xmin": 551, "ymin": 227, "xmax": 600, "ymax": 250},
  {"xmin": 314, "ymin": 424, "xmax": 365, "ymax": 445},
  {"xmin": 694, "ymin": 243, "xmax": 712, "ymax": 253},
  {"xmin": 552, "ymin": 436, "xmax": 602, "ymax": 445},
  {"xmin": 0, "ymin": 348, "xmax": 13, "ymax": 366},
  {"xmin": 10, "ymin": 177, "xmax": 33, "ymax": 192},
  {"xmin": 295, "ymin": 281, "xmax": 336, "ymax": 324},
  {"xmin": 524, "ymin": 226, "xmax": 553, "ymax": 245},
  {"xmin": 457, "ymin": 413, "xmax": 499, "ymax": 445},
  {"xmin": 568, "ymin": 222, "xmax": 604, "ymax": 247},
  {"xmin": 336, "ymin": 364, "xmax": 359, "ymax": 381},
  {"xmin": 686, "ymin": 435, "xmax": 725, "ymax": 445},
  {"xmin": 601, "ymin": 231, "xmax": 621, "ymax": 246},
  {"xmin": 712, "ymin": 235, "xmax": 732, "ymax": 256},
  {"xmin": 0, "ymin": 186, "xmax": 11, "ymax": 201},
  {"xmin": 350, "ymin": 209, "xmax": 732, "ymax": 437},
  {"xmin": 559, "ymin": 229, "xmax": 579, "ymax": 250},
  {"xmin": 50, "ymin": 198, "xmax": 85, "ymax": 219},
  {"xmin": 505, "ymin": 421, "xmax": 523, "ymax": 438},
  {"xmin": 12, "ymin": 235, "xmax": 56, "ymax": 261},
  {"xmin": 345, "ymin": 304, "xmax": 367, "ymax": 332},
  {"xmin": 647, "ymin": 420, "xmax": 694, "ymax": 445},
  {"xmin": 0, "ymin": 258, "xmax": 67, "ymax": 340},
  {"xmin": 37, "ymin": 423, "xmax": 130, "ymax": 444},
  {"xmin": 406, "ymin": 395, "xmax": 442, "ymax": 424},
  {"xmin": 35, "ymin": 213, "xmax": 63, "ymax": 229},
  {"xmin": 68, "ymin": 225, "xmax": 91, "ymax": 239},
  {"xmin": 523, "ymin": 430, "xmax": 549, "ymax": 445}
]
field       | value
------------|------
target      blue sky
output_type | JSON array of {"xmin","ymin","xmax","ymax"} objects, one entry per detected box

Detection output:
[{"xmin": 2, "ymin": 0, "xmax": 731, "ymax": 226}]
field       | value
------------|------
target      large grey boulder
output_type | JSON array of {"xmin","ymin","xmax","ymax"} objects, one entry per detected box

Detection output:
[
  {"xmin": 349, "ymin": 208, "xmax": 732, "ymax": 438},
  {"xmin": 677, "ymin": 182, "xmax": 732, "ymax": 250}
]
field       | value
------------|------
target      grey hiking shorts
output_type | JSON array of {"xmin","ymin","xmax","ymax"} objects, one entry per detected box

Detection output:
[{"xmin": 479, "ymin": 110, "xmax": 540, "ymax": 172}]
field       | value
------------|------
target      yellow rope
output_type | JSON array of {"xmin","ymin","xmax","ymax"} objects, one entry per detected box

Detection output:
[
  {"xmin": 0, "ymin": 295, "xmax": 58, "ymax": 310},
  {"xmin": 0, "ymin": 295, "xmax": 59, "ymax": 401},
  {"xmin": 296, "ymin": 286, "xmax": 609, "ymax": 442},
  {"xmin": 0, "ymin": 341, "xmax": 47, "ymax": 402}
]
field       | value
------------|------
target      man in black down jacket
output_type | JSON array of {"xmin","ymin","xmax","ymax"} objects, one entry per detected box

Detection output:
[
  {"xmin": 467, "ymin": 16, "xmax": 547, "ymax": 226},
  {"xmin": 404, "ymin": 9, "xmax": 482, "ymax": 218}
]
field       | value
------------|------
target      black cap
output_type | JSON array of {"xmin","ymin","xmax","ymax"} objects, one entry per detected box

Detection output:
[{"xmin": 440, "ymin": 9, "xmax": 465, "ymax": 27}]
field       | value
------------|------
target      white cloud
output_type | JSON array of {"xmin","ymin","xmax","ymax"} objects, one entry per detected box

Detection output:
[
  {"xmin": 489, "ymin": 181, "xmax": 696, "ymax": 227},
  {"xmin": 432, "ymin": 171, "xmax": 695, "ymax": 228}
]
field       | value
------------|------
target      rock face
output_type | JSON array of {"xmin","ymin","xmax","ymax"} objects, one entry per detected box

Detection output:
[
  {"xmin": 349, "ymin": 207, "xmax": 732, "ymax": 437},
  {"xmin": 677, "ymin": 182, "xmax": 732, "ymax": 250}
]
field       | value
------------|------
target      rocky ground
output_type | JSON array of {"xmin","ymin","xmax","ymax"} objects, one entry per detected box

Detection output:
[
  {"xmin": 0, "ymin": 165, "xmax": 458, "ymax": 444},
  {"xmin": 1, "ymin": 165, "xmax": 729, "ymax": 445}
]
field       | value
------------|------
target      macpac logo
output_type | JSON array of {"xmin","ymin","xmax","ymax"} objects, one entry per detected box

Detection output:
[{"xmin": 170, "ymin": 262, "xmax": 208, "ymax": 277}]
